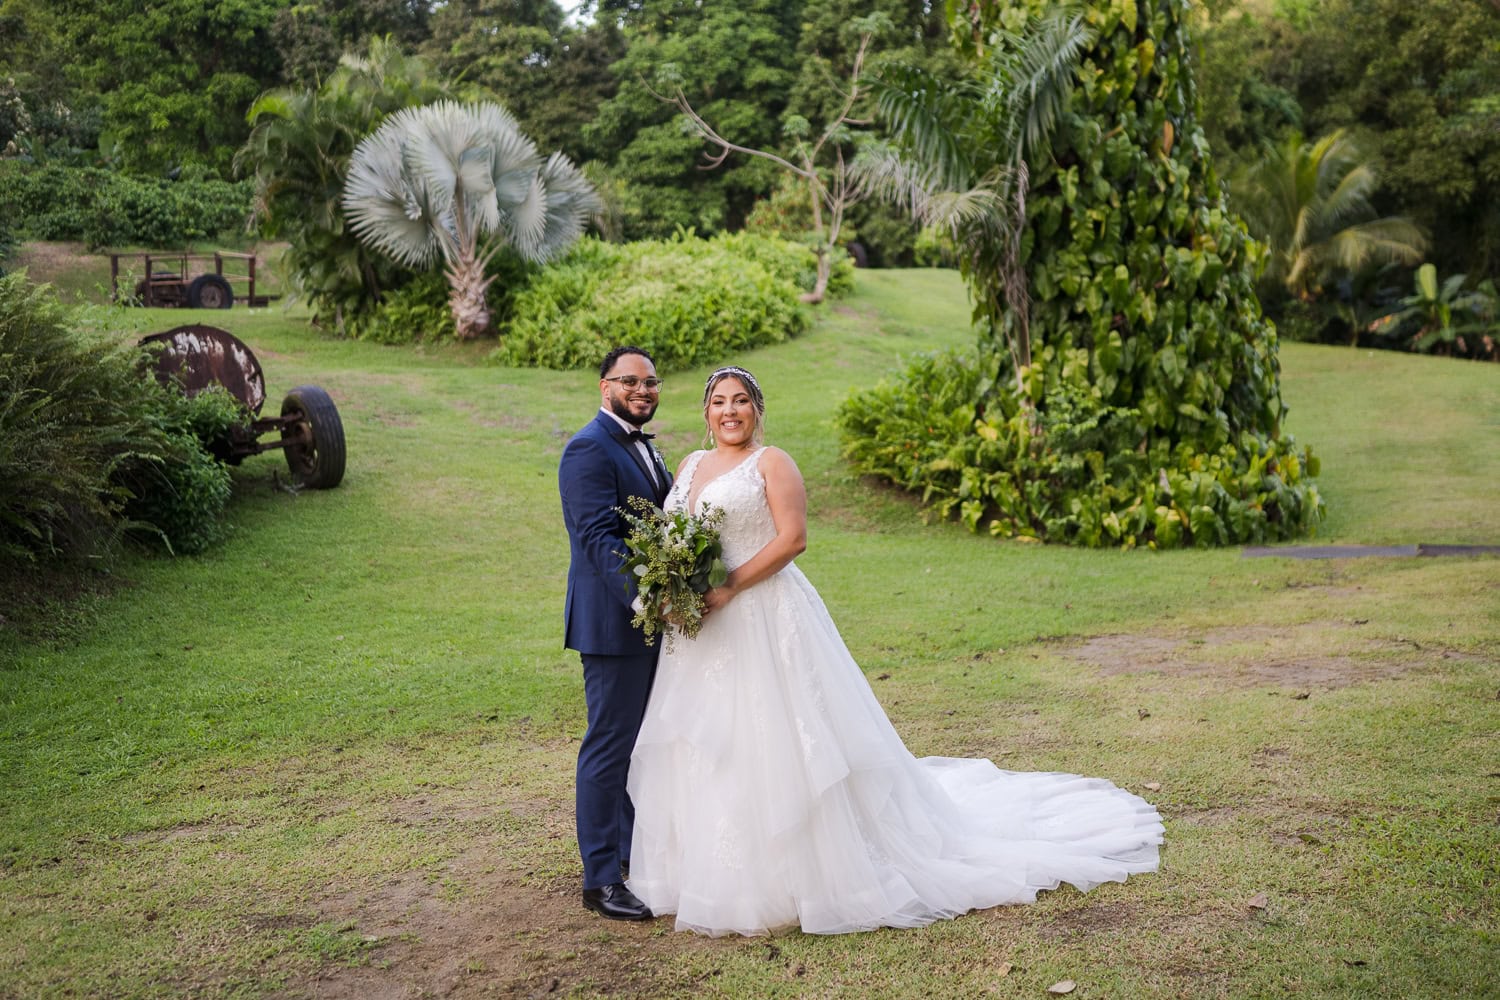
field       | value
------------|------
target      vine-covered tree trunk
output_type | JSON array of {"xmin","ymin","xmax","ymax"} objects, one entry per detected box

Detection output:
[{"xmin": 840, "ymin": 0, "xmax": 1324, "ymax": 548}]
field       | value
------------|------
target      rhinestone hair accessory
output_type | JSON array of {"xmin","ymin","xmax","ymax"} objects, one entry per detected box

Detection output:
[{"xmin": 702, "ymin": 366, "xmax": 764, "ymax": 414}]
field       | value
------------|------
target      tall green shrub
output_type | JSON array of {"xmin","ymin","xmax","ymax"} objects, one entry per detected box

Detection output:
[
  {"xmin": 0, "ymin": 274, "xmax": 240, "ymax": 567},
  {"xmin": 493, "ymin": 232, "xmax": 820, "ymax": 372},
  {"xmin": 0, "ymin": 274, "xmax": 169, "ymax": 563},
  {"xmin": 841, "ymin": 0, "xmax": 1323, "ymax": 548}
]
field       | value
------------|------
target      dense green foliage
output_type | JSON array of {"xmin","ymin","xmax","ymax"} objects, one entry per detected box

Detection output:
[
  {"xmin": 0, "ymin": 275, "xmax": 165, "ymax": 563},
  {"xmin": 49, "ymin": 0, "xmax": 286, "ymax": 176},
  {"xmin": 118, "ymin": 387, "xmax": 242, "ymax": 555},
  {"xmin": 419, "ymin": 0, "xmax": 623, "ymax": 166},
  {"xmin": 583, "ymin": 1, "xmax": 802, "ymax": 239},
  {"xmin": 0, "ymin": 164, "xmax": 251, "ymax": 248},
  {"xmin": 0, "ymin": 275, "xmax": 242, "ymax": 566},
  {"xmin": 1196, "ymin": 0, "xmax": 1500, "ymax": 350},
  {"xmin": 841, "ymin": 347, "xmax": 1322, "ymax": 547},
  {"xmin": 235, "ymin": 39, "xmax": 458, "ymax": 328},
  {"xmin": 492, "ymin": 233, "xmax": 833, "ymax": 371},
  {"xmin": 841, "ymin": 0, "xmax": 1323, "ymax": 548}
]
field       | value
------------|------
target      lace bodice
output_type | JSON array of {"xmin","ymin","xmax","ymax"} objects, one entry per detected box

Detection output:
[{"xmin": 666, "ymin": 449, "xmax": 776, "ymax": 571}]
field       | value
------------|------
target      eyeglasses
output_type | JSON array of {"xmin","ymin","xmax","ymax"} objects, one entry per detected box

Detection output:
[{"xmin": 603, "ymin": 375, "xmax": 664, "ymax": 391}]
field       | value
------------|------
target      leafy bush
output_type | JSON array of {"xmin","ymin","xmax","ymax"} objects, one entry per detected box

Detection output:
[
  {"xmin": 0, "ymin": 274, "xmax": 240, "ymax": 570},
  {"xmin": 343, "ymin": 270, "xmax": 452, "ymax": 345},
  {"xmin": 0, "ymin": 213, "xmax": 14, "ymax": 274},
  {"xmin": 0, "ymin": 163, "xmax": 252, "ymax": 248},
  {"xmin": 0, "ymin": 274, "xmax": 172, "ymax": 563},
  {"xmin": 493, "ymin": 232, "xmax": 812, "ymax": 371},
  {"xmin": 119, "ymin": 387, "xmax": 241, "ymax": 556},
  {"xmin": 713, "ymin": 230, "xmax": 854, "ymax": 299},
  {"xmin": 840, "ymin": 350, "xmax": 1323, "ymax": 548}
]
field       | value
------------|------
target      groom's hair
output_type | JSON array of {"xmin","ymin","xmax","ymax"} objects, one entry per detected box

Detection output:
[{"xmin": 599, "ymin": 346, "xmax": 655, "ymax": 379}]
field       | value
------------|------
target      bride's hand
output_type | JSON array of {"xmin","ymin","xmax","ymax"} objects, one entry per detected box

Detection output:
[{"xmin": 702, "ymin": 584, "xmax": 736, "ymax": 616}]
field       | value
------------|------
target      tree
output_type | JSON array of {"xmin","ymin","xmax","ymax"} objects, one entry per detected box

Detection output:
[
  {"xmin": 342, "ymin": 100, "xmax": 599, "ymax": 339},
  {"xmin": 420, "ymin": 0, "xmax": 623, "ymax": 166},
  {"xmin": 1232, "ymin": 130, "xmax": 1427, "ymax": 307},
  {"xmin": 1282, "ymin": 0, "xmax": 1500, "ymax": 282},
  {"xmin": 271, "ymin": 0, "xmax": 433, "ymax": 87},
  {"xmin": 583, "ymin": 0, "xmax": 802, "ymax": 239},
  {"xmin": 54, "ymin": 0, "xmax": 286, "ymax": 175},
  {"xmin": 860, "ymin": 7, "xmax": 1095, "ymax": 394},
  {"xmin": 651, "ymin": 14, "xmax": 893, "ymax": 303},
  {"xmin": 840, "ymin": 0, "xmax": 1323, "ymax": 549},
  {"xmin": 237, "ymin": 37, "xmax": 457, "ymax": 327}
]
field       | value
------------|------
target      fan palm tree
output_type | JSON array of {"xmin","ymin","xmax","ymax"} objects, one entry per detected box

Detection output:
[
  {"xmin": 1232, "ymin": 130, "xmax": 1427, "ymax": 304},
  {"xmin": 855, "ymin": 7, "xmax": 1095, "ymax": 399},
  {"xmin": 236, "ymin": 38, "xmax": 455, "ymax": 328},
  {"xmin": 342, "ymin": 100, "xmax": 599, "ymax": 339}
]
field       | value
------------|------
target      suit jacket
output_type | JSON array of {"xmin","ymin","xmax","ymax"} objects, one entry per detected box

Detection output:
[{"xmin": 559, "ymin": 410, "xmax": 672, "ymax": 656}]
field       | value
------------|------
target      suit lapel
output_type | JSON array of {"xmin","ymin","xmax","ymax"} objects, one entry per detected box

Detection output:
[{"xmin": 597, "ymin": 412, "xmax": 664, "ymax": 502}]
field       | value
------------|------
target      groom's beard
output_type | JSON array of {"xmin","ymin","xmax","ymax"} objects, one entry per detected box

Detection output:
[{"xmin": 609, "ymin": 395, "xmax": 657, "ymax": 427}]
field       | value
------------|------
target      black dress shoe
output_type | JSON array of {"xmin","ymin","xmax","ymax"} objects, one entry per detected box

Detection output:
[{"xmin": 582, "ymin": 882, "xmax": 653, "ymax": 921}]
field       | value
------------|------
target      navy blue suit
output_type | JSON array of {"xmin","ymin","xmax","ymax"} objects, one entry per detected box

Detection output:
[{"xmin": 559, "ymin": 410, "xmax": 671, "ymax": 889}]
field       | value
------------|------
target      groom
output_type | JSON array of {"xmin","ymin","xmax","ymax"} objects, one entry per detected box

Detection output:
[{"xmin": 557, "ymin": 345, "xmax": 671, "ymax": 921}]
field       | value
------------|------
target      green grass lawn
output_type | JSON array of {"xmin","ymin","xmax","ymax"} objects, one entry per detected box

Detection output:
[{"xmin": 1, "ymin": 264, "xmax": 1496, "ymax": 998}]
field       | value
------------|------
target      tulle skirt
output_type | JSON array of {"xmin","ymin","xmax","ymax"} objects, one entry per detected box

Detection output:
[{"xmin": 627, "ymin": 564, "xmax": 1164, "ymax": 937}]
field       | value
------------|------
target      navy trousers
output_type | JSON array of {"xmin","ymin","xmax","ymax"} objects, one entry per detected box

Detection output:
[{"xmin": 576, "ymin": 651, "xmax": 657, "ymax": 889}]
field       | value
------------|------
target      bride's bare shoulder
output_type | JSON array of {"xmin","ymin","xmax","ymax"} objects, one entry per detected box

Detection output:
[
  {"xmin": 756, "ymin": 446, "xmax": 802, "ymax": 478},
  {"xmin": 674, "ymin": 449, "xmax": 705, "ymax": 478}
]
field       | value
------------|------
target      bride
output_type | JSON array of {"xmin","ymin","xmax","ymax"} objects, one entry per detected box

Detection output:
[{"xmin": 626, "ymin": 365, "xmax": 1164, "ymax": 937}]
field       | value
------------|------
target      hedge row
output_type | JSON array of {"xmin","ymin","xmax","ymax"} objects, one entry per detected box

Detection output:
[
  {"xmin": 491, "ymin": 232, "xmax": 841, "ymax": 371},
  {"xmin": 0, "ymin": 164, "xmax": 252, "ymax": 249}
]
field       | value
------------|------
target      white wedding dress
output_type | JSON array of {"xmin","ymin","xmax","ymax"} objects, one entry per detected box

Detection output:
[{"xmin": 627, "ymin": 448, "xmax": 1163, "ymax": 936}]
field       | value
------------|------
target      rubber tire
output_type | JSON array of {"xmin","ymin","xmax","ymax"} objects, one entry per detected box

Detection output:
[
  {"xmin": 188, "ymin": 273, "xmax": 234, "ymax": 309},
  {"xmin": 281, "ymin": 385, "xmax": 346, "ymax": 489}
]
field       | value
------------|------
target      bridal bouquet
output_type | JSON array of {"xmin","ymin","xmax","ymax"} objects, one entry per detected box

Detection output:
[{"xmin": 618, "ymin": 496, "xmax": 728, "ymax": 650}]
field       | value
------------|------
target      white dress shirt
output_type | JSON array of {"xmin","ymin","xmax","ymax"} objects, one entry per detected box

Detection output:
[{"xmin": 600, "ymin": 407, "xmax": 660, "ymax": 488}]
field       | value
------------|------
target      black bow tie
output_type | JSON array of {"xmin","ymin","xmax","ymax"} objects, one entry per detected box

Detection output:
[{"xmin": 627, "ymin": 429, "xmax": 655, "ymax": 442}]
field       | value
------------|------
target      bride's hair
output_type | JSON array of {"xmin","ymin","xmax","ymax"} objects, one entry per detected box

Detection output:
[{"xmin": 702, "ymin": 366, "xmax": 765, "ymax": 446}]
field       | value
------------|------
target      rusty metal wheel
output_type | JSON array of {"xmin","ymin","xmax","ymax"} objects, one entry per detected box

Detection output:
[{"xmin": 281, "ymin": 385, "xmax": 345, "ymax": 489}]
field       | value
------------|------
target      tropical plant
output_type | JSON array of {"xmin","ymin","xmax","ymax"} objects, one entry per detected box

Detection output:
[
  {"xmin": 342, "ymin": 100, "xmax": 599, "ymax": 340},
  {"xmin": 1369, "ymin": 264, "xmax": 1499, "ymax": 360},
  {"xmin": 236, "ymin": 37, "xmax": 457, "ymax": 329},
  {"xmin": 1288, "ymin": 0, "xmax": 1500, "ymax": 283},
  {"xmin": 839, "ymin": 0, "xmax": 1323, "ymax": 549},
  {"xmin": 1232, "ymin": 130, "xmax": 1427, "ymax": 306},
  {"xmin": 857, "ymin": 6, "xmax": 1095, "ymax": 398}
]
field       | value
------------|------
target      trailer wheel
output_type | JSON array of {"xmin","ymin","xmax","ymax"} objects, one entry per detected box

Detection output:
[
  {"xmin": 281, "ymin": 385, "xmax": 345, "ymax": 489},
  {"xmin": 188, "ymin": 273, "xmax": 233, "ymax": 309}
]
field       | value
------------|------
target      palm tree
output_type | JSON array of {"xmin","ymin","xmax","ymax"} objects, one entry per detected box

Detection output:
[
  {"xmin": 855, "ymin": 7, "xmax": 1095, "ymax": 399},
  {"xmin": 1232, "ymin": 130, "xmax": 1427, "ymax": 304},
  {"xmin": 236, "ymin": 38, "xmax": 455, "ymax": 328},
  {"xmin": 342, "ymin": 100, "xmax": 599, "ymax": 339}
]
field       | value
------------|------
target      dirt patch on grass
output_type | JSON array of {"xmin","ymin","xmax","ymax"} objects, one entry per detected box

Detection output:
[
  {"xmin": 281, "ymin": 844, "xmax": 718, "ymax": 999},
  {"xmin": 1057, "ymin": 622, "xmax": 1460, "ymax": 690},
  {"xmin": 8, "ymin": 241, "xmax": 92, "ymax": 282}
]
